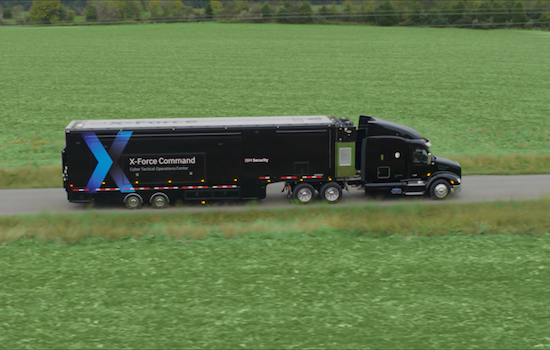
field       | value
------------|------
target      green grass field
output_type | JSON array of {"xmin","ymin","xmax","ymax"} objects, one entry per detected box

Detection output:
[
  {"xmin": 1, "ymin": 223, "xmax": 550, "ymax": 348},
  {"xmin": 1, "ymin": 23, "xmax": 549, "ymax": 170},
  {"xmin": 1, "ymin": 201, "xmax": 550, "ymax": 348},
  {"xmin": 1, "ymin": 24, "xmax": 549, "ymax": 348},
  {"xmin": 2, "ymin": 200, "xmax": 550, "ymax": 243}
]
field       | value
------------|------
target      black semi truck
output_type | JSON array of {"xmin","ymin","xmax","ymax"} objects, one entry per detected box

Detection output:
[{"xmin": 62, "ymin": 115, "xmax": 461, "ymax": 209}]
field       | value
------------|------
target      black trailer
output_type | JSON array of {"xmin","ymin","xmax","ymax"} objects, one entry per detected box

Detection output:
[{"xmin": 62, "ymin": 115, "xmax": 461, "ymax": 208}]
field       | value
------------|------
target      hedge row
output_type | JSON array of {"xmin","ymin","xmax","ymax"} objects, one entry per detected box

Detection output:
[{"xmin": 1, "ymin": 0, "xmax": 549, "ymax": 29}]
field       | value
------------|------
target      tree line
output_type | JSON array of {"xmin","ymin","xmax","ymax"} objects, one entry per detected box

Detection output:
[{"xmin": 1, "ymin": 0, "xmax": 549, "ymax": 29}]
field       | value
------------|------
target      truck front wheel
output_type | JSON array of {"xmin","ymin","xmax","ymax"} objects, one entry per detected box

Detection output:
[
  {"xmin": 293, "ymin": 183, "xmax": 316, "ymax": 204},
  {"xmin": 124, "ymin": 193, "xmax": 143, "ymax": 209},
  {"xmin": 429, "ymin": 179, "xmax": 451, "ymax": 200},
  {"xmin": 320, "ymin": 182, "xmax": 342, "ymax": 203}
]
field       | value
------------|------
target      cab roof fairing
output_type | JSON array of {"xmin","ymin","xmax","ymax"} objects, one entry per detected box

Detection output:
[{"xmin": 359, "ymin": 115, "xmax": 424, "ymax": 140}]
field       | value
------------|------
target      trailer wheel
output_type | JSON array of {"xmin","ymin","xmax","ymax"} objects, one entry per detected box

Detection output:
[
  {"xmin": 320, "ymin": 182, "xmax": 342, "ymax": 203},
  {"xmin": 293, "ymin": 183, "xmax": 316, "ymax": 204},
  {"xmin": 124, "ymin": 193, "xmax": 143, "ymax": 209},
  {"xmin": 429, "ymin": 179, "xmax": 451, "ymax": 200},
  {"xmin": 150, "ymin": 193, "xmax": 169, "ymax": 209}
]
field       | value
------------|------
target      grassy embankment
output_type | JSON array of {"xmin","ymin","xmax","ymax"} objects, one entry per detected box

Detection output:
[
  {"xmin": 0, "ymin": 24, "xmax": 549, "ymax": 189},
  {"xmin": 1, "ymin": 200, "xmax": 550, "ymax": 349},
  {"xmin": 2, "ymin": 200, "xmax": 549, "ymax": 243}
]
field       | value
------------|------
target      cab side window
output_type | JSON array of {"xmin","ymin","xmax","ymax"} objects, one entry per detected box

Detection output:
[{"xmin": 412, "ymin": 148, "xmax": 428, "ymax": 164}]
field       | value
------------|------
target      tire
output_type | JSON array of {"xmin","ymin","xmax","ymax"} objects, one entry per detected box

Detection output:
[
  {"xmin": 293, "ymin": 183, "xmax": 316, "ymax": 204},
  {"xmin": 150, "ymin": 193, "xmax": 169, "ymax": 209},
  {"xmin": 320, "ymin": 182, "xmax": 342, "ymax": 203},
  {"xmin": 429, "ymin": 179, "xmax": 451, "ymax": 200},
  {"xmin": 124, "ymin": 193, "xmax": 143, "ymax": 209}
]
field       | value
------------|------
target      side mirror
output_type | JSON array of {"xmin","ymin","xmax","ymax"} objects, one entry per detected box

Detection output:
[{"xmin": 427, "ymin": 153, "xmax": 433, "ymax": 165}]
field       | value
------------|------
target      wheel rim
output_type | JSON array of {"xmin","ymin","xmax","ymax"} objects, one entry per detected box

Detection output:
[
  {"xmin": 297, "ymin": 188, "xmax": 313, "ymax": 202},
  {"xmin": 127, "ymin": 196, "xmax": 140, "ymax": 208},
  {"xmin": 434, "ymin": 183, "xmax": 449, "ymax": 198},
  {"xmin": 324, "ymin": 187, "xmax": 340, "ymax": 202},
  {"xmin": 153, "ymin": 196, "xmax": 166, "ymax": 208}
]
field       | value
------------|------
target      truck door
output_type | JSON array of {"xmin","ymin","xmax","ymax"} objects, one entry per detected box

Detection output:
[
  {"xmin": 409, "ymin": 146, "xmax": 431, "ymax": 179},
  {"xmin": 362, "ymin": 137, "xmax": 407, "ymax": 183}
]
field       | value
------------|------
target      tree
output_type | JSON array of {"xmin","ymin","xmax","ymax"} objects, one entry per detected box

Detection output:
[
  {"xmin": 539, "ymin": 12, "xmax": 549, "ymax": 28},
  {"xmin": 12, "ymin": 4, "xmax": 25, "ymax": 23},
  {"xmin": 425, "ymin": 7, "xmax": 435, "ymax": 23},
  {"xmin": 528, "ymin": 0, "xmax": 546, "ymax": 20},
  {"xmin": 119, "ymin": 0, "xmax": 142, "ymax": 19},
  {"xmin": 210, "ymin": 0, "xmax": 222, "ymax": 10},
  {"xmin": 476, "ymin": 1, "xmax": 492, "ymax": 22},
  {"xmin": 122, "ymin": 0, "xmax": 143, "ymax": 20},
  {"xmin": 88, "ymin": 0, "xmax": 142, "ymax": 21},
  {"xmin": 161, "ymin": 0, "xmax": 184, "ymax": 18},
  {"xmin": 492, "ymin": 1, "xmax": 512, "ymax": 24},
  {"xmin": 260, "ymin": 2, "xmax": 271, "ymax": 21},
  {"xmin": 298, "ymin": 1, "xmax": 312, "ymax": 23},
  {"xmin": 94, "ymin": 0, "xmax": 122, "ymax": 21},
  {"xmin": 237, "ymin": 2, "xmax": 262, "ymax": 23},
  {"xmin": 342, "ymin": 0, "xmax": 353, "ymax": 22},
  {"xmin": 511, "ymin": 1, "xmax": 528, "ymax": 24},
  {"xmin": 85, "ymin": 1, "xmax": 96, "ymax": 20},
  {"xmin": 277, "ymin": 1, "xmax": 300, "ymax": 23},
  {"xmin": 3, "ymin": 7, "xmax": 12, "ymax": 19},
  {"xmin": 204, "ymin": 1, "xmax": 213, "ymax": 19},
  {"xmin": 276, "ymin": 5, "xmax": 289, "ymax": 23},
  {"xmin": 60, "ymin": 5, "xmax": 75, "ymax": 22},
  {"xmin": 30, "ymin": 0, "xmax": 69, "ymax": 23},
  {"xmin": 317, "ymin": 4, "xmax": 329, "ymax": 20},
  {"xmin": 147, "ymin": 0, "xmax": 162, "ymax": 18},
  {"xmin": 233, "ymin": 0, "xmax": 251, "ymax": 12},
  {"xmin": 404, "ymin": 1, "xmax": 426, "ymax": 25},
  {"xmin": 449, "ymin": 0, "xmax": 466, "ymax": 24},
  {"xmin": 217, "ymin": 1, "xmax": 239, "ymax": 18},
  {"xmin": 376, "ymin": 1, "xmax": 399, "ymax": 26},
  {"xmin": 425, "ymin": 7, "xmax": 445, "ymax": 25}
]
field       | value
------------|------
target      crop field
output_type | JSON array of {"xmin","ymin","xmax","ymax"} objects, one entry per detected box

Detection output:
[
  {"xmin": 0, "ymin": 23, "xmax": 549, "ymax": 171},
  {"xmin": 1, "ymin": 200, "xmax": 550, "ymax": 348},
  {"xmin": 1, "ymin": 23, "xmax": 550, "ymax": 349},
  {"xmin": 1, "ymin": 211, "xmax": 550, "ymax": 348}
]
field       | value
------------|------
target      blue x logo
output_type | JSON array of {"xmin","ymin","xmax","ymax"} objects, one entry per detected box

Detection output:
[{"xmin": 83, "ymin": 131, "xmax": 134, "ymax": 193}]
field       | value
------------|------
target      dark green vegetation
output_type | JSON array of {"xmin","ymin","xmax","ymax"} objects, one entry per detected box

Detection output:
[
  {"xmin": 1, "ymin": 201, "xmax": 550, "ymax": 348},
  {"xmin": 0, "ymin": 23, "xmax": 549, "ymax": 172},
  {"xmin": 2, "ymin": 0, "xmax": 550, "ymax": 29}
]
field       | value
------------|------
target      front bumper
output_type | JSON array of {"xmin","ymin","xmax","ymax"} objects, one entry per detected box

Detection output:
[{"xmin": 452, "ymin": 184, "xmax": 462, "ymax": 194}]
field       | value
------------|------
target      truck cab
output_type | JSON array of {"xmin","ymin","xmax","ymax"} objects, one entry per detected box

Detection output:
[{"xmin": 356, "ymin": 116, "xmax": 461, "ymax": 199}]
